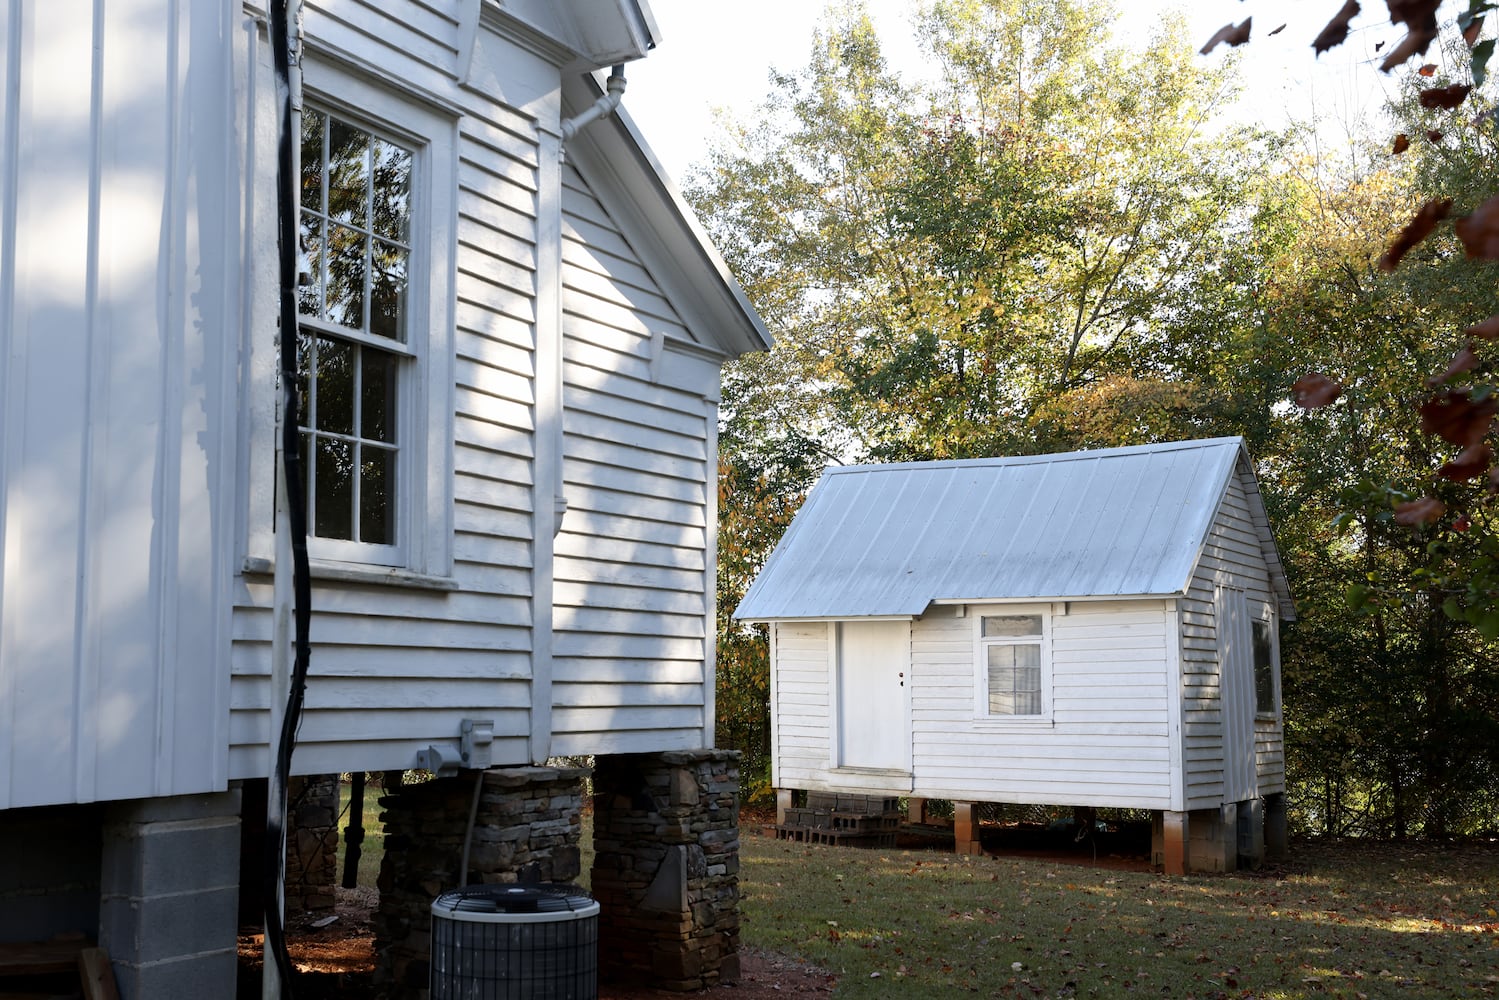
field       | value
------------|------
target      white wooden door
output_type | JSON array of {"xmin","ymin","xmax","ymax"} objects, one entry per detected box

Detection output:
[
  {"xmin": 1217, "ymin": 587, "xmax": 1258, "ymax": 803},
  {"xmin": 835, "ymin": 620, "xmax": 909, "ymax": 771}
]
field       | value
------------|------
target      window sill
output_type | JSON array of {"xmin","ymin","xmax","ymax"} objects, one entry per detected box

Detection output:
[
  {"xmin": 242, "ymin": 556, "xmax": 459, "ymax": 592},
  {"xmin": 972, "ymin": 717, "xmax": 1055, "ymax": 730}
]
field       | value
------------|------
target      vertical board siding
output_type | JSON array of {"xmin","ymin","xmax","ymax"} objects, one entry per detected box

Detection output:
[
  {"xmin": 772, "ymin": 623, "xmax": 832, "ymax": 785},
  {"xmin": 0, "ymin": 0, "xmax": 236, "ymax": 808},
  {"xmin": 227, "ymin": 24, "xmax": 542, "ymax": 779},
  {"xmin": 548, "ymin": 162, "xmax": 713, "ymax": 755},
  {"xmin": 1181, "ymin": 466, "xmax": 1283, "ymax": 809}
]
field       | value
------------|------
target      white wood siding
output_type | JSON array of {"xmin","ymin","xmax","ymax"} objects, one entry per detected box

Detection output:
[
  {"xmin": 910, "ymin": 604, "xmax": 1173, "ymax": 809},
  {"xmin": 548, "ymin": 161, "xmax": 716, "ymax": 756},
  {"xmin": 1180, "ymin": 466, "xmax": 1284, "ymax": 809},
  {"xmin": 0, "ymin": 0, "xmax": 239, "ymax": 808},
  {"xmin": 772, "ymin": 605, "xmax": 1174, "ymax": 809},
  {"xmin": 771, "ymin": 623, "xmax": 832, "ymax": 787},
  {"xmin": 229, "ymin": 9, "xmax": 542, "ymax": 778}
]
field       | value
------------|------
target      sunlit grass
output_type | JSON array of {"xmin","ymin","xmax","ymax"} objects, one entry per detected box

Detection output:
[{"xmin": 735, "ymin": 832, "xmax": 1499, "ymax": 998}]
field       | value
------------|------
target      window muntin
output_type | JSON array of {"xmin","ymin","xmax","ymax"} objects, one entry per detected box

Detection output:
[
  {"xmin": 979, "ymin": 612, "xmax": 1047, "ymax": 718},
  {"xmin": 296, "ymin": 108, "xmax": 414, "ymax": 554},
  {"xmin": 1252, "ymin": 617, "xmax": 1276, "ymax": 714}
]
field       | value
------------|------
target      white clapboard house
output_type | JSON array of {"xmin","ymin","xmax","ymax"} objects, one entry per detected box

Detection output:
[
  {"xmin": 736, "ymin": 438, "xmax": 1293, "ymax": 873},
  {"xmin": 0, "ymin": 0, "xmax": 768, "ymax": 990}
]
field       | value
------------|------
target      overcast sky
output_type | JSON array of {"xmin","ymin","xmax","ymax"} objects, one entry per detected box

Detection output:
[{"xmin": 620, "ymin": 0, "xmax": 1408, "ymax": 184}]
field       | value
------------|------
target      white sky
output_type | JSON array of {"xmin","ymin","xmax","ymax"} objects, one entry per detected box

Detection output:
[{"xmin": 621, "ymin": 0, "xmax": 1413, "ymax": 184}]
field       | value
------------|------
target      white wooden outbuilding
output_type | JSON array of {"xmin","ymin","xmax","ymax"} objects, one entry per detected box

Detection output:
[
  {"xmin": 736, "ymin": 438, "xmax": 1294, "ymax": 873},
  {"xmin": 0, "ymin": 0, "xmax": 768, "ymax": 985}
]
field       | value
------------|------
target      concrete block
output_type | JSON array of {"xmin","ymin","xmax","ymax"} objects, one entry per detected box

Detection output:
[
  {"xmin": 101, "ymin": 886, "xmax": 239, "ymax": 965},
  {"xmin": 112, "ymin": 948, "xmax": 237, "ymax": 1000},
  {"xmin": 1237, "ymin": 798, "xmax": 1265, "ymax": 870},
  {"xmin": 101, "ymin": 819, "xmax": 240, "ymax": 897}
]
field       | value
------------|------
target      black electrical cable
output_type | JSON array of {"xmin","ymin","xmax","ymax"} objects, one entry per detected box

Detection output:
[{"xmin": 265, "ymin": 0, "xmax": 313, "ymax": 995}]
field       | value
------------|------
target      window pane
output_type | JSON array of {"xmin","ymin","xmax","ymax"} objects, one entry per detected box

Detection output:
[
  {"xmin": 299, "ymin": 109, "xmax": 325, "ymax": 210},
  {"xmin": 298, "ymin": 214, "xmax": 323, "ymax": 318},
  {"xmin": 360, "ymin": 445, "xmax": 395, "ymax": 545},
  {"xmin": 295, "ymin": 330, "xmax": 316, "ymax": 429},
  {"xmin": 369, "ymin": 240, "xmax": 407, "ymax": 341},
  {"xmin": 315, "ymin": 337, "xmax": 355, "ymax": 435},
  {"xmin": 327, "ymin": 118, "xmax": 369, "ymax": 229},
  {"xmin": 361, "ymin": 349, "xmax": 397, "ymax": 442},
  {"xmin": 314, "ymin": 436, "xmax": 353, "ymax": 540},
  {"xmin": 371, "ymin": 138, "xmax": 411, "ymax": 241},
  {"xmin": 987, "ymin": 642, "xmax": 1042, "ymax": 716},
  {"xmin": 325, "ymin": 224, "xmax": 367, "ymax": 328},
  {"xmin": 983, "ymin": 614, "xmax": 1042, "ymax": 638},
  {"xmin": 1253, "ymin": 620, "xmax": 1275, "ymax": 713}
]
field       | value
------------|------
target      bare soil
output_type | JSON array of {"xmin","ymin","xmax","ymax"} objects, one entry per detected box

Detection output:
[{"xmin": 236, "ymin": 885, "xmax": 837, "ymax": 999}]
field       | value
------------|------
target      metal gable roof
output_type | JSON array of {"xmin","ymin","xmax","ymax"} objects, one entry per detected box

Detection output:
[{"xmin": 735, "ymin": 438, "xmax": 1277, "ymax": 621}]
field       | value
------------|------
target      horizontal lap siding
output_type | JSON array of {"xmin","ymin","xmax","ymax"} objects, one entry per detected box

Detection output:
[
  {"xmin": 229, "ymin": 57, "xmax": 540, "ymax": 779},
  {"xmin": 549, "ymin": 164, "xmax": 712, "ymax": 755},
  {"xmin": 911, "ymin": 605, "xmax": 1173, "ymax": 809},
  {"xmin": 1182, "ymin": 470, "xmax": 1283, "ymax": 808},
  {"xmin": 772, "ymin": 623, "xmax": 832, "ymax": 785},
  {"xmin": 304, "ymin": 1, "xmax": 459, "ymax": 92}
]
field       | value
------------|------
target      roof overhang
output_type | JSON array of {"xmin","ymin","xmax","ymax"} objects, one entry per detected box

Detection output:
[
  {"xmin": 481, "ymin": 0, "xmax": 660, "ymax": 71},
  {"xmin": 560, "ymin": 72, "xmax": 774, "ymax": 359}
]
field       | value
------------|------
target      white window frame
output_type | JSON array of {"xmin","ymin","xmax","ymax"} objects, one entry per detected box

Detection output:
[
  {"xmin": 972, "ymin": 604, "xmax": 1054, "ymax": 726},
  {"xmin": 243, "ymin": 53, "xmax": 456, "ymax": 582},
  {"xmin": 1252, "ymin": 608, "xmax": 1280, "ymax": 719}
]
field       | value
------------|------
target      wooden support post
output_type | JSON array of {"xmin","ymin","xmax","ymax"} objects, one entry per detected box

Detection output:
[
  {"xmin": 776, "ymin": 789, "xmax": 793, "ymax": 827},
  {"xmin": 953, "ymin": 802, "xmax": 981, "ymax": 855},
  {"xmin": 1162, "ymin": 810, "xmax": 1188, "ymax": 875},
  {"xmin": 907, "ymin": 797, "xmax": 926, "ymax": 825}
]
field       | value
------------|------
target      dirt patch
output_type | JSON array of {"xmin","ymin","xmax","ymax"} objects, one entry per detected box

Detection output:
[{"xmin": 237, "ymin": 885, "xmax": 835, "ymax": 999}]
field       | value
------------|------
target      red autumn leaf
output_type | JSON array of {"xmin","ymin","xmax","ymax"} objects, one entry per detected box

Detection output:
[
  {"xmin": 1455, "ymin": 196, "xmax": 1499, "ymax": 260},
  {"xmin": 1427, "ymin": 129, "xmax": 1444, "ymax": 143},
  {"xmin": 1392, "ymin": 133, "xmax": 1411, "ymax": 153},
  {"xmin": 1269, "ymin": 23, "xmax": 1287, "ymax": 36},
  {"xmin": 1420, "ymin": 390, "xmax": 1498, "ymax": 447},
  {"xmin": 1418, "ymin": 63, "xmax": 1438, "ymax": 76},
  {"xmin": 1419, "ymin": 84, "xmax": 1473, "ymax": 109},
  {"xmin": 1438, "ymin": 443, "xmax": 1494, "ymax": 481},
  {"xmin": 1314, "ymin": 0, "xmax": 1361, "ymax": 54},
  {"xmin": 1394, "ymin": 497, "xmax": 1447, "ymax": 525},
  {"xmin": 1427, "ymin": 344, "xmax": 1480, "ymax": 386},
  {"xmin": 1465, "ymin": 314, "xmax": 1499, "ymax": 339},
  {"xmin": 1378, "ymin": 198, "xmax": 1452, "ymax": 271},
  {"xmin": 1201, "ymin": 18, "xmax": 1252, "ymax": 55},
  {"xmin": 1292, "ymin": 372, "xmax": 1342, "ymax": 408},
  {"xmin": 1464, "ymin": 15, "xmax": 1485, "ymax": 45},
  {"xmin": 1454, "ymin": 515, "xmax": 1472, "ymax": 532}
]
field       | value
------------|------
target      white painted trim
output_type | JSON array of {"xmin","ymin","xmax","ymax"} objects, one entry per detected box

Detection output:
[
  {"xmin": 971, "ymin": 604, "xmax": 1053, "ymax": 724},
  {"xmin": 826, "ymin": 623, "xmax": 840, "ymax": 769},
  {"xmin": 930, "ymin": 594, "xmax": 1177, "ymax": 608},
  {"xmin": 300, "ymin": 35, "xmax": 468, "ymax": 117},
  {"xmin": 454, "ymin": 0, "xmax": 481, "ymax": 81},
  {"xmin": 900, "ymin": 620, "xmax": 914, "ymax": 775},
  {"xmin": 530, "ymin": 125, "xmax": 564, "ymax": 764},
  {"xmin": 738, "ymin": 614, "xmax": 916, "ymax": 625},
  {"xmin": 0, "ymin": 0, "xmax": 18, "ymax": 808},
  {"xmin": 1165, "ymin": 600, "xmax": 1184, "ymax": 812},
  {"xmin": 768, "ymin": 622, "xmax": 781, "ymax": 788},
  {"xmin": 701, "ymin": 397, "xmax": 719, "ymax": 748}
]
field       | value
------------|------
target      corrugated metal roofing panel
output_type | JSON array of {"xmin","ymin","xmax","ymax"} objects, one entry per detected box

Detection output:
[{"xmin": 735, "ymin": 438, "xmax": 1251, "ymax": 621}]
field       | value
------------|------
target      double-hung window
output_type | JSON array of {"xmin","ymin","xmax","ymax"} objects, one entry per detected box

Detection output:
[
  {"xmin": 974, "ymin": 607, "xmax": 1051, "ymax": 722},
  {"xmin": 247, "ymin": 56, "xmax": 456, "ymax": 582},
  {"xmin": 297, "ymin": 108, "xmax": 411, "ymax": 560}
]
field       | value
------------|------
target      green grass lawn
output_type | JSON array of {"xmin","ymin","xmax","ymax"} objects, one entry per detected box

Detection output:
[
  {"xmin": 736, "ymin": 831, "xmax": 1499, "ymax": 999},
  {"xmin": 333, "ymin": 778, "xmax": 385, "ymax": 889}
]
